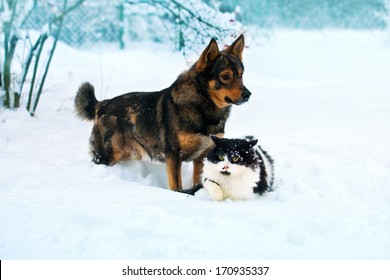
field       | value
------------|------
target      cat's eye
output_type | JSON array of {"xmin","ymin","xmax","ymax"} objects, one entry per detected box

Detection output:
[
  {"xmin": 231, "ymin": 156, "xmax": 240, "ymax": 163},
  {"xmin": 218, "ymin": 155, "xmax": 225, "ymax": 161}
]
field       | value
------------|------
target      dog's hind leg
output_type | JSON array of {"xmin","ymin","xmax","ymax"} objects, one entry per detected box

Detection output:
[{"xmin": 166, "ymin": 154, "xmax": 182, "ymax": 191}]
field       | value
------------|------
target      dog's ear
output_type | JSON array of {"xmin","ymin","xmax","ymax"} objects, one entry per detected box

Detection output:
[
  {"xmin": 224, "ymin": 34, "xmax": 245, "ymax": 61},
  {"xmin": 195, "ymin": 38, "xmax": 219, "ymax": 72}
]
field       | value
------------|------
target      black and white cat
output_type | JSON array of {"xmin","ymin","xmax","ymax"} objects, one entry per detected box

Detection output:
[{"xmin": 185, "ymin": 135, "xmax": 274, "ymax": 201}]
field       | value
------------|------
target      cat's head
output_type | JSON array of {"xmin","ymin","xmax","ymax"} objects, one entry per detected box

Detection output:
[{"xmin": 206, "ymin": 135, "xmax": 260, "ymax": 175}]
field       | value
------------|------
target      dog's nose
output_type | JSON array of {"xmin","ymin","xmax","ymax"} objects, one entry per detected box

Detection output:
[{"xmin": 241, "ymin": 88, "xmax": 251, "ymax": 101}]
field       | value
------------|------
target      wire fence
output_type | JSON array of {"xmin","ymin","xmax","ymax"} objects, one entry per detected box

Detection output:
[
  {"xmin": 21, "ymin": 1, "xmax": 232, "ymax": 50},
  {"xmin": 20, "ymin": 0, "xmax": 388, "ymax": 49},
  {"xmin": 20, "ymin": 0, "xmax": 243, "ymax": 57},
  {"xmin": 22, "ymin": 2, "xmax": 129, "ymax": 47}
]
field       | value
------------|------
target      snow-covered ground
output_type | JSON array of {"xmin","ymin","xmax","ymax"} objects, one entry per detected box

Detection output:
[{"xmin": 1, "ymin": 30, "xmax": 390, "ymax": 259}]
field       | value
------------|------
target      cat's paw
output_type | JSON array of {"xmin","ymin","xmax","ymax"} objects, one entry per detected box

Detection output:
[{"xmin": 204, "ymin": 181, "xmax": 224, "ymax": 201}]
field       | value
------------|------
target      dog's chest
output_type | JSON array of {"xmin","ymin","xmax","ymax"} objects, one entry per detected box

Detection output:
[{"xmin": 198, "ymin": 106, "xmax": 231, "ymax": 134}]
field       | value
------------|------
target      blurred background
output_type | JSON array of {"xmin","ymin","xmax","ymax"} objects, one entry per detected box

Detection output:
[
  {"xmin": 4, "ymin": 0, "xmax": 390, "ymax": 49},
  {"xmin": 1, "ymin": 0, "xmax": 390, "ymax": 113}
]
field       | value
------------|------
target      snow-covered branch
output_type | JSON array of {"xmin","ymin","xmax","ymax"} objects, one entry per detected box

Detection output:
[
  {"xmin": 123, "ymin": 0, "xmax": 242, "ymax": 58},
  {"xmin": 1, "ymin": 0, "xmax": 86, "ymax": 113}
]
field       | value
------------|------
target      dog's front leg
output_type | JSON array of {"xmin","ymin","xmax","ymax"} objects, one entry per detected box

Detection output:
[
  {"xmin": 166, "ymin": 154, "xmax": 182, "ymax": 191},
  {"xmin": 192, "ymin": 141, "xmax": 214, "ymax": 185},
  {"xmin": 193, "ymin": 158, "xmax": 204, "ymax": 185}
]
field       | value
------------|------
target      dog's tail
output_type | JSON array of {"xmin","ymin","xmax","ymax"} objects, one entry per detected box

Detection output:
[{"xmin": 75, "ymin": 82, "xmax": 99, "ymax": 120}]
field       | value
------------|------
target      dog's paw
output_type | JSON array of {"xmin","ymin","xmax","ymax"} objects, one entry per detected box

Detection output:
[
  {"xmin": 92, "ymin": 152, "xmax": 109, "ymax": 165},
  {"xmin": 204, "ymin": 180, "xmax": 224, "ymax": 201}
]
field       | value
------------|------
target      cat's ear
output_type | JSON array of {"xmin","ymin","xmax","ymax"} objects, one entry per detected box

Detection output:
[
  {"xmin": 247, "ymin": 139, "xmax": 258, "ymax": 148},
  {"xmin": 210, "ymin": 135, "xmax": 222, "ymax": 144}
]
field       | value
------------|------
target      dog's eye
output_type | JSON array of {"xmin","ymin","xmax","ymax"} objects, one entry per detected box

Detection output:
[
  {"xmin": 231, "ymin": 156, "xmax": 240, "ymax": 163},
  {"xmin": 221, "ymin": 74, "xmax": 230, "ymax": 81},
  {"xmin": 218, "ymin": 155, "xmax": 225, "ymax": 161}
]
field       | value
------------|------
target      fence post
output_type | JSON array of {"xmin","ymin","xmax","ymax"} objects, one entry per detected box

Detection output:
[{"xmin": 118, "ymin": 2, "xmax": 125, "ymax": 49}]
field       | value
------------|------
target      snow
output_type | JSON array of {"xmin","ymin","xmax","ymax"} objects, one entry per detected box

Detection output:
[{"xmin": 1, "ymin": 30, "xmax": 390, "ymax": 259}]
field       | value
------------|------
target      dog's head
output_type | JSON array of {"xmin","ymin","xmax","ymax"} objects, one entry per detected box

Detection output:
[{"xmin": 194, "ymin": 34, "xmax": 251, "ymax": 108}]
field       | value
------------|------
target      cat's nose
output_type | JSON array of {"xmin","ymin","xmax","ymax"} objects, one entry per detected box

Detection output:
[{"xmin": 223, "ymin": 165, "xmax": 229, "ymax": 171}]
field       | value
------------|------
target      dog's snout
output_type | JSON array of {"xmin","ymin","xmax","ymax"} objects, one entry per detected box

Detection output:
[{"xmin": 242, "ymin": 88, "xmax": 251, "ymax": 101}]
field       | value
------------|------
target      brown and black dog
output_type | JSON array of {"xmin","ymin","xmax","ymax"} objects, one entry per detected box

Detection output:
[{"xmin": 75, "ymin": 34, "xmax": 251, "ymax": 191}]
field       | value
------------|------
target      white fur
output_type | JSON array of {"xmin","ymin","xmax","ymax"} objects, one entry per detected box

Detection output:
[
  {"xmin": 204, "ymin": 180, "xmax": 224, "ymax": 201},
  {"xmin": 203, "ymin": 158, "xmax": 260, "ymax": 201}
]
